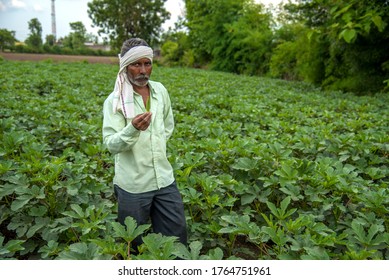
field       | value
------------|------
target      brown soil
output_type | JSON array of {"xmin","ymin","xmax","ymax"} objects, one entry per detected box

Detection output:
[{"xmin": 0, "ymin": 52, "xmax": 118, "ymax": 64}]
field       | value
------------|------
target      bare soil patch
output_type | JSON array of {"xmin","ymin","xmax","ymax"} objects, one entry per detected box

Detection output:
[{"xmin": 1, "ymin": 52, "xmax": 118, "ymax": 64}]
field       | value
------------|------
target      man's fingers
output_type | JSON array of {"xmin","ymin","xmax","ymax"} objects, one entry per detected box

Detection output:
[
  {"xmin": 138, "ymin": 112, "xmax": 152, "ymax": 124},
  {"xmin": 132, "ymin": 112, "xmax": 152, "ymax": 130},
  {"xmin": 142, "ymin": 112, "xmax": 152, "ymax": 121}
]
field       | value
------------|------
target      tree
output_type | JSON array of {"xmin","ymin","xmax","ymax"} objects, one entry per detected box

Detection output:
[
  {"xmin": 45, "ymin": 34, "xmax": 56, "ymax": 46},
  {"xmin": 221, "ymin": 1, "xmax": 273, "ymax": 75},
  {"xmin": 185, "ymin": 0, "xmax": 242, "ymax": 65},
  {"xmin": 61, "ymin": 21, "xmax": 88, "ymax": 50},
  {"xmin": 160, "ymin": 17, "xmax": 192, "ymax": 67},
  {"xmin": 25, "ymin": 18, "xmax": 43, "ymax": 51},
  {"xmin": 185, "ymin": 0, "xmax": 273, "ymax": 74},
  {"xmin": 86, "ymin": 33, "xmax": 99, "ymax": 44},
  {"xmin": 71, "ymin": 21, "xmax": 87, "ymax": 49},
  {"xmin": 161, "ymin": 30, "xmax": 192, "ymax": 66},
  {"xmin": 283, "ymin": 0, "xmax": 389, "ymax": 93},
  {"xmin": 285, "ymin": 0, "xmax": 388, "ymax": 43},
  {"xmin": 87, "ymin": 0, "xmax": 170, "ymax": 51},
  {"xmin": 43, "ymin": 34, "xmax": 60, "ymax": 54},
  {"xmin": 0, "ymin": 29, "xmax": 17, "ymax": 51}
]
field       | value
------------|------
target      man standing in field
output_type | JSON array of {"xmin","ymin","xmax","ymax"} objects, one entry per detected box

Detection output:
[{"xmin": 102, "ymin": 38, "xmax": 187, "ymax": 252}]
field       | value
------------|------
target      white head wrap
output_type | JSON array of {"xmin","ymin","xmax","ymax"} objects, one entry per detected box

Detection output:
[{"xmin": 112, "ymin": 45, "xmax": 153, "ymax": 118}]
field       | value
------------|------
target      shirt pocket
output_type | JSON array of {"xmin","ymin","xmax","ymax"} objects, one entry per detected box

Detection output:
[{"xmin": 152, "ymin": 101, "xmax": 165, "ymax": 134}]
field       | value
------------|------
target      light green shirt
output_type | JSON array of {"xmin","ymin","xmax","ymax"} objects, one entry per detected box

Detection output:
[{"xmin": 102, "ymin": 80, "xmax": 175, "ymax": 194}]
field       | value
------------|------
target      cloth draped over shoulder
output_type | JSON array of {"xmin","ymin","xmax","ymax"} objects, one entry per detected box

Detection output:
[{"xmin": 112, "ymin": 46, "xmax": 154, "ymax": 119}]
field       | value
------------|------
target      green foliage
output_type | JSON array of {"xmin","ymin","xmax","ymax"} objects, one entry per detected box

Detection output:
[
  {"xmin": 281, "ymin": 0, "xmax": 389, "ymax": 93},
  {"xmin": 174, "ymin": 241, "xmax": 224, "ymax": 260},
  {"xmin": 136, "ymin": 234, "xmax": 178, "ymax": 260},
  {"xmin": 0, "ymin": 28, "xmax": 17, "ymax": 51},
  {"xmin": 0, "ymin": 61, "xmax": 388, "ymax": 260},
  {"xmin": 329, "ymin": 1, "xmax": 387, "ymax": 43},
  {"xmin": 161, "ymin": 29, "xmax": 195, "ymax": 67},
  {"xmin": 159, "ymin": 66, "xmax": 389, "ymax": 259},
  {"xmin": 87, "ymin": 0, "xmax": 170, "ymax": 51},
  {"xmin": 25, "ymin": 18, "xmax": 43, "ymax": 51},
  {"xmin": 161, "ymin": 41, "xmax": 180, "ymax": 65},
  {"xmin": 322, "ymin": 32, "xmax": 389, "ymax": 93},
  {"xmin": 185, "ymin": 0, "xmax": 273, "ymax": 74},
  {"xmin": 0, "ymin": 236, "xmax": 25, "ymax": 259},
  {"xmin": 269, "ymin": 40, "xmax": 299, "ymax": 80},
  {"xmin": 62, "ymin": 22, "xmax": 88, "ymax": 50},
  {"xmin": 222, "ymin": 2, "xmax": 273, "ymax": 75},
  {"xmin": 270, "ymin": 24, "xmax": 305, "ymax": 81}
]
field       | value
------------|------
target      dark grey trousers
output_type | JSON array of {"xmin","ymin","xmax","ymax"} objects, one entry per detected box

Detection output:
[{"xmin": 114, "ymin": 181, "xmax": 187, "ymax": 251}]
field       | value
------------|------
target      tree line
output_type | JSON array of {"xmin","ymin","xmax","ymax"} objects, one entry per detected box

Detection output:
[
  {"xmin": 0, "ymin": 18, "xmax": 110, "ymax": 56},
  {"xmin": 167, "ymin": 0, "xmax": 388, "ymax": 94},
  {"xmin": 1, "ymin": 0, "xmax": 388, "ymax": 94}
]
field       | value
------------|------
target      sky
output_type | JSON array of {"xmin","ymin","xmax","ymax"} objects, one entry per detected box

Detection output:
[{"xmin": 0, "ymin": 0, "xmax": 282, "ymax": 42}]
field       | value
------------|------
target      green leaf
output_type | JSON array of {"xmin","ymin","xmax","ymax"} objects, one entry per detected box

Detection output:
[
  {"xmin": 0, "ymin": 238, "xmax": 25, "ymax": 255},
  {"xmin": 38, "ymin": 240, "xmax": 60, "ymax": 259},
  {"xmin": 10, "ymin": 198, "xmax": 31, "ymax": 211},
  {"xmin": 301, "ymin": 246, "xmax": 330, "ymax": 260},
  {"xmin": 261, "ymin": 226, "xmax": 288, "ymax": 247},
  {"xmin": 206, "ymin": 247, "xmax": 224, "ymax": 260},
  {"xmin": 265, "ymin": 196, "xmax": 296, "ymax": 220},
  {"xmin": 279, "ymin": 184, "xmax": 302, "ymax": 200},
  {"xmin": 137, "ymin": 233, "xmax": 177, "ymax": 260},
  {"xmin": 69, "ymin": 242, "xmax": 88, "ymax": 255},
  {"xmin": 280, "ymin": 196, "xmax": 291, "ymax": 214},
  {"xmin": 70, "ymin": 204, "xmax": 85, "ymax": 218},
  {"xmin": 173, "ymin": 242, "xmax": 194, "ymax": 260},
  {"xmin": 266, "ymin": 201, "xmax": 279, "ymax": 218},
  {"xmin": 351, "ymin": 220, "xmax": 367, "ymax": 244},
  {"xmin": 26, "ymin": 217, "xmax": 50, "ymax": 238},
  {"xmin": 57, "ymin": 243, "xmax": 109, "ymax": 260},
  {"xmin": 111, "ymin": 216, "xmax": 150, "ymax": 243},
  {"xmin": 231, "ymin": 157, "xmax": 257, "ymax": 171},
  {"xmin": 241, "ymin": 193, "xmax": 256, "ymax": 205},
  {"xmin": 145, "ymin": 96, "xmax": 151, "ymax": 112},
  {"xmin": 340, "ymin": 28, "xmax": 357, "ymax": 43},
  {"xmin": 0, "ymin": 183, "xmax": 15, "ymax": 199},
  {"xmin": 188, "ymin": 241, "xmax": 202, "ymax": 259},
  {"xmin": 333, "ymin": 3, "xmax": 354, "ymax": 19},
  {"xmin": 28, "ymin": 206, "xmax": 48, "ymax": 217},
  {"xmin": 372, "ymin": 15, "xmax": 386, "ymax": 32}
]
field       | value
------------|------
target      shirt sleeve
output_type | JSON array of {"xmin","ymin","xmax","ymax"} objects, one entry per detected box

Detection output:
[{"xmin": 102, "ymin": 95, "xmax": 140, "ymax": 155}]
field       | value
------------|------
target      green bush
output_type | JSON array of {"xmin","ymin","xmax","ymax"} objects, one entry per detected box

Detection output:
[
  {"xmin": 269, "ymin": 41, "xmax": 299, "ymax": 80},
  {"xmin": 161, "ymin": 40, "xmax": 180, "ymax": 66}
]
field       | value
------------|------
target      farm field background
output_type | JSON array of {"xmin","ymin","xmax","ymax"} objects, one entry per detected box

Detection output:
[{"xmin": 0, "ymin": 58, "xmax": 388, "ymax": 260}]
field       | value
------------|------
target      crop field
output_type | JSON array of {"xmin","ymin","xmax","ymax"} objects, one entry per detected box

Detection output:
[{"xmin": 0, "ymin": 59, "xmax": 388, "ymax": 260}]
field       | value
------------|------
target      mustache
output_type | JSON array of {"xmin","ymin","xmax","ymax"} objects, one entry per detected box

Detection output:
[{"xmin": 135, "ymin": 74, "xmax": 149, "ymax": 80}]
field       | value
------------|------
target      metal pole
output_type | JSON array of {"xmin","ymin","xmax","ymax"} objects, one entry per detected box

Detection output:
[{"xmin": 51, "ymin": 0, "xmax": 57, "ymax": 41}]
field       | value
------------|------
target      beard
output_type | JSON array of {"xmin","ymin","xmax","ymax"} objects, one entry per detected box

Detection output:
[{"xmin": 129, "ymin": 74, "xmax": 149, "ymax": 87}]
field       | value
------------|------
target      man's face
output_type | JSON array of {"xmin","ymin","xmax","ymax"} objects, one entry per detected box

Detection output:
[{"xmin": 126, "ymin": 58, "xmax": 152, "ymax": 88}]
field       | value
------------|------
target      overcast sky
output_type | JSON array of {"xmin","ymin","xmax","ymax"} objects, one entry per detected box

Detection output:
[{"xmin": 0, "ymin": 0, "xmax": 282, "ymax": 42}]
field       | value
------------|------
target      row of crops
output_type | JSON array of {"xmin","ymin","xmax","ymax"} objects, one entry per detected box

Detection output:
[{"xmin": 0, "ymin": 58, "xmax": 388, "ymax": 259}]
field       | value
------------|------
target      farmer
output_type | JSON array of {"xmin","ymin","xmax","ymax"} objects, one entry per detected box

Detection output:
[{"xmin": 102, "ymin": 38, "xmax": 187, "ymax": 252}]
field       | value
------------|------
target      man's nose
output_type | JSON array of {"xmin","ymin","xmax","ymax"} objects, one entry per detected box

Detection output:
[{"xmin": 140, "ymin": 65, "xmax": 146, "ymax": 73}]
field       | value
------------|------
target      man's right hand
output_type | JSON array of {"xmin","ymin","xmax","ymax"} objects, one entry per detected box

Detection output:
[{"xmin": 131, "ymin": 112, "xmax": 152, "ymax": 131}]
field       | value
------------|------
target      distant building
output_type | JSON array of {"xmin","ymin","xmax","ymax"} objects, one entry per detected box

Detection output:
[
  {"xmin": 15, "ymin": 41, "xmax": 26, "ymax": 46},
  {"xmin": 84, "ymin": 42, "xmax": 111, "ymax": 52}
]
